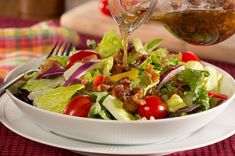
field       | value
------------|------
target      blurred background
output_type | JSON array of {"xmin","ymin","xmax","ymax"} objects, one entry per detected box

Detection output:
[{"xmin": 0, "ymin": 0, "xmax": 90, "ymax": 20}]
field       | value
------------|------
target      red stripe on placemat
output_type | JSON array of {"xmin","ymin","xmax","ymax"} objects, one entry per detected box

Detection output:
[
  {"xmin": 0, "ymin": 124, "xmax": 79, "ymax": 156},
  {"xmin": 0, "ymin": 37, "xmax": 71, "ymax": 50}
]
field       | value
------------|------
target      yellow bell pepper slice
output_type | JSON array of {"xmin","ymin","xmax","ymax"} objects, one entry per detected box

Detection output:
[{"xmin": 109, "ymin": 69, "xmax": 139, "ymax": 82}]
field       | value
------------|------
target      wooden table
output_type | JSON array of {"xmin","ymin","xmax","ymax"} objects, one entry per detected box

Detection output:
[{"xmin": 60, "ymin": 1, "xmax": 235, "ymax": 64}]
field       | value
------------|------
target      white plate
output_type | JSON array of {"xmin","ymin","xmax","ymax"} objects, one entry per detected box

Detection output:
[{"xmin": 1, "ymin": 94, "xmax": 235, "ymax": 155}]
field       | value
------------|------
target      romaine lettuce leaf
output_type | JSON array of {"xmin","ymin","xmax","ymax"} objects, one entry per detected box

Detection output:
[
  {"xmin": 127, "ymin": 53, "xmax": 141, "ymax": 64},
  {"xmin": 194, "ymin": 87, "xmax": 210, "ymax": 110},
  {"xmin": 97, "ymin": 56, "xmax": 114, "ymax": 76},
  {"xmin": 161, "ymin": 68, "xmax": 210, "ymax": 110},
  {"xmin": 138, "ymin": 48, "xmax": 180, "ymax": 73},
  {"xmin": 83, "ymin": 71, "xmax": 93, "ymax": 83},
  {"xmin": 22, "ymin": 76, "xmax": 65, "ymax": 92},
  {"xmin": 133, "ymin": 38, "xmax": 147, "ymax": 55},
  {"xmin": 167, "ymin": 94, "xmax": 187, "ymax": 112},
  {"xmin": 102, "ymin": 95, "xmax": 135, "ymax": 121},
  {"xmin": 152, "ymin": 48, "xmax": 169, "ymax": 57},
  {"xmin": 144, "ymin": 39, "xmax": 162, "ymax": 53},
  {"xmin": 138, "ymin": 56, "xmax": 152, "ymax": 70},
  {"xmin": 49, "ymin": 56, "xmax": 69, "ymax": 67},
  {"xmin": 34, "ymin": 84, "xmax": 84, "ymax": 113},
  {"xmin": 134, "ymin": 38, "xmax": 162, "ymax": 54},
  {"xmin": 87, "ymin": 39, "xmax": 97, "ymax": 49},
  {"xmin": 204, "ymin": 66, "xmax": 222, "ymax": 92},
  {"xmin": 82, "ymin": 69, "xmax": 102, "ymax": 83},
  {"xmin": 177, "ymin": 69, "xmax": 210, "ymax": 110},
  {"xmin": 88, "ymin": 92, "xmax": 112, "ymax": 120},
  {"xmin": 177, "ymin": 69, "xmax": 208, "ymax": 92},
  {"xmin": 131, "ymin": 70, "xmax": 157, "ymax": 96},
  {"xmin": 96, "ymin": 31, "xmax": 123, "ymax": 58},
  {"xmin": 163, "ymin": 55, "xmax": 180, "ymax": 66}
]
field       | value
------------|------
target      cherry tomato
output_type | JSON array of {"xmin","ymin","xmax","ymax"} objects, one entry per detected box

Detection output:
[
  {"xmin": 64, "ymin": 95, "xmax": 94, "ymax": 117},
  {"xmin": 93, "ymin": 75, "xmax": 106, "ymax": 86},
  {"xmin": 138, "ymin": 96, "xmax": 168, "ymax": 119},
  {"xmin": 208, "ymin": 91, "xmax": 228, "ymax": 101},
  {"xmin": 66, "ymin": 50, "xmax": 100, "ymax": 68},
  {"xmin": 99, "ymin": 0, "xmax": 112, "ymax": 17},
  {"xmin": 181, "ymin": 51, "xmax": 200, "ymax": 62}
]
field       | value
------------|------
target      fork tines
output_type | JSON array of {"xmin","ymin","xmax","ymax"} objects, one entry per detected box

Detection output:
[{"xmin": 47, "ymin": 41, "xmax": 73, "ymax": 59}]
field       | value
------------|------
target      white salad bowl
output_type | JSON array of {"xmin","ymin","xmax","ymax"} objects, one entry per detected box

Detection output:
[{"xmin": 5, "ymin": 57, "xmax": 235, "ymax": 145}]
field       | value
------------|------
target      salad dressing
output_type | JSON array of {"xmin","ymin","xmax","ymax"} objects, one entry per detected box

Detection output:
[
  {"xmin": 120, "ymin": 28, "xmax": 128, "ymax": 67},
  {"xmin": 117, "ymin": 7, "xmax": 149, "ymax": 67},
  {"xmin": 151, "ymin": 9, "xmax": 235, "ymax": 45},
  {"xmin": 117, "ymin": 7, "xmax": 235, "ymax": 46}
]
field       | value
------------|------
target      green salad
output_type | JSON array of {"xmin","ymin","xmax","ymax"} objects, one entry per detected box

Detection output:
[{"xmin": 12, "ymin": 31, "xmax": 228, "ymax": 120}]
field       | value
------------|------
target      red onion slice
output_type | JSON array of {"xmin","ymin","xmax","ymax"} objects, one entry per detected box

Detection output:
[
  {"xmin": 64, "ymin": 60, "xmax": 100, "ymax": 86},
  {"xmin": 157, "ymin": 65, "xmax": 185, "ymax": 91},
  {"xmin": 36, "ymin": 68, "xmax": 66, "ymax": 79}
]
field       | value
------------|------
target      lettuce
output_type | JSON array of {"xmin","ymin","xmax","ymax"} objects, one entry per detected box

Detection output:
[
  {"xmin": 144, "ymin": 39, "xmax": 162, "ymax": 53},
  {"xmin": 88, "ymin": 92, "xmax": 112, "ymax": 120},
  {"xmin": 96, "ymin": 31, "xmax": 123, "ymax": 58},
  {"xmin": 177, "ymin": 69, "xmax": 210, "ymax": 110},
  {"xmin": 167, "ymin": 94, "xmax": 187, "ymax": 112},
  {"xmin": 152, "ymin": 48, "xmax": 169, "ymax": 57},
  {"xmin": 160, "ymin": 69, "xmax": 211, "ymax": 110},
  {"xmin": 138, "ymin": 48, "xmax": 180, "ymax": 73},
  {"xmin": 177, "ymin": 69, "xmax": 208, "ymax": 92},
  {"xmin": 133, "ymin": 38, "xmax": 162, "ymax": 54},
  {"xmin": 49, "ymin": 56, "xmax": 69, "ymax": 67},
  {"xmin": 204, "ymin": 66, "xmax": 222, "ymax": 92},
  {"xmin": 194, "ymin": 87, "xmax": 210, "ymax": 110},
  {"xmin": 97, "ymin": 56, "xmax": 114, "ymax": 76},
  {"xmin": 87, "ymin": 39, "xmax": 97, "ymax": 49},
  {"xmin": 34, "ymin": 84, "xmax": 84, "ymax": 113},
  {"xmin": 22, "ymin": 76, "xmax": 65, "ymax": 92},
  {"xmin": 133, "ymin": 38, "xmax": 147, "ymax": 55},
  {"xmin": 102, "ymin": 95, "xmax": 135, "ymax": 121}
]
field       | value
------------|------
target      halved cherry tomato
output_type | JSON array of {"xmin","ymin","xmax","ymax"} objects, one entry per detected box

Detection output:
[
  {"xmin": 181, "ymin": 51, "xmax": 200, "ymax": 62},
  {"xmin": 66, "ymin": 50, "xmax": 100, "ymax": 68},
  {"xmin": 208, "ymin": 91, "xmax": 228, "ymax": 101},
  {"xmin": 98, "ymin": 0, "xmax": 112, "ymax": 17},
  {"xmin": 138, "ymin": 96, "xmax": 168, "ymax": 119},
  {"xmin": 93, "ymin": 75, "xmax": 106, "ymax": 86},
  {"xmin": 64, "ymin": 95, "xmax": 94, "ymax": 117}
]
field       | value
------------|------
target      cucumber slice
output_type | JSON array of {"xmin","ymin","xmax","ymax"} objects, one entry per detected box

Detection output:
[
  {"xmin": 184, "ymin": 61, "xmax": 204, "ymax": 71},
  {"xmin": 102, "ymin": 95, "xmax": 135, "ymax": 121},
  {"xmin": 205, "ymin": 66, "xmax": 222, "ymax": 92}
]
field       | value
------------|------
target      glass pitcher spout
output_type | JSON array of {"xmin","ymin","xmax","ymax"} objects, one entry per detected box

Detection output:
[{"xmin": 108, "ymin": 0, "xmax": 157, "ymax": 34}]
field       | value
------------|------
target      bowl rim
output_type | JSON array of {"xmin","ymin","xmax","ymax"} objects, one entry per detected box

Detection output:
[{"xmin": 5, "ymin": 58, "xmax": 235, "ymax": 124}]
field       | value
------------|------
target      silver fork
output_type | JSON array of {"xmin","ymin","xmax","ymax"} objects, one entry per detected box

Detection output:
[{"xmin": 0, "ymin": 41, "xmax": 73, "ymax": 95}]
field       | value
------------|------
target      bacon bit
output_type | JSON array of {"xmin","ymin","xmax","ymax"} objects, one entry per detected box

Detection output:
[
  {"xmin": 103, "ymin": 76, "xmax": 113, "ymax": 85},
  {"xmin": 80, "ymin": 78, "xmax": 88, "ymax": 85},
  {"xmin": 81, "ymin": 54, "xmax": 99, "ymax": 63},
  {"xmin": 123, "ymin": 97, "xmax": 139, "ymax": 113},
  {"xmin": 135, "ymin": 55, "xmax": 148, "ymax": 66},
  {"xmin": 39, "ymin": 59, "xmax": 63, "ymax": 73},
  {"xmin": 145, "ymin": 64, "xmax": 160, "ymax": 84}
]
